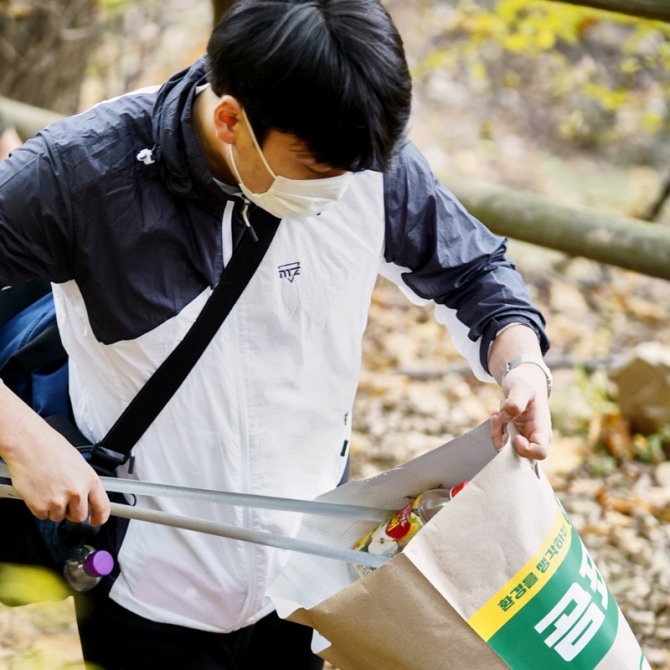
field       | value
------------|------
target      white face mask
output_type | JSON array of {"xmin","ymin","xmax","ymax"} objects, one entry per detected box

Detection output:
[{"xmin": 227, "ymin": 111, "xmax": 351, "ymax": 220}]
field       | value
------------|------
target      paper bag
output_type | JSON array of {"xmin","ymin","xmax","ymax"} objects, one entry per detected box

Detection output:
[{"xmin": 268, "ymin": 421, "xmax": 650, "ymax": 669}]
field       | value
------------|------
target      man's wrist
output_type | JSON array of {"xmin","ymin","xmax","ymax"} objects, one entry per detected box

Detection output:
[{"xmin": 503, "ymin": 354, "xmax": 552, "ymax": 396}]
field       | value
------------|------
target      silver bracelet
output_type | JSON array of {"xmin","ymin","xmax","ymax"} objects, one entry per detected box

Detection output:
[{"xmin": 503, "ymin": 354, "xmax": 552, "ymax": 396}]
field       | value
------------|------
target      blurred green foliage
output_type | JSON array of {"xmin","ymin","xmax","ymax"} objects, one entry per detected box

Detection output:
[{"xmin": 412, "ymin": 0, "xmax": 670, "ymax": 148}]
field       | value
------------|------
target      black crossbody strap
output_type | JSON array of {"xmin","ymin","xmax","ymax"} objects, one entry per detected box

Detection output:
[{"xmin": 92, "ymin": 213, "xmax": 280, "ymax": 469}]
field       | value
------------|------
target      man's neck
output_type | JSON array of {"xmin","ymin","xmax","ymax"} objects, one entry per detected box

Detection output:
[{"xmin": 192, "ymin": 87, "xmax": 237, "ymax": 186}]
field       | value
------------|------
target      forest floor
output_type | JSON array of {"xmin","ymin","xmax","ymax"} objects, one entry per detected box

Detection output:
[{"xmin": 2, "ymin": 0, "xmax": 670, "ymax": 668}]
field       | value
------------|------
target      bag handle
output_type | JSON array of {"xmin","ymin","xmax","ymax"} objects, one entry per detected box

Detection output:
[{"xmin": 91, "ymin": 208, "xmax": 280, "ymax": 471}]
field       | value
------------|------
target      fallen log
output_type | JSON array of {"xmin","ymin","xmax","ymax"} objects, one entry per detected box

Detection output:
[
  {"xmin": 0, "ymin": 96, "xmax": 63, "ymax": 141},
  {"xmin": 446, "ymin": 175, "xmax": 670, "ymax": 281}
]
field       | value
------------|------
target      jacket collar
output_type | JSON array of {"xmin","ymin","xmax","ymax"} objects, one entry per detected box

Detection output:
[{"xmin": 152, "ymin": 58, "xmax": 234, "ymax": 206}]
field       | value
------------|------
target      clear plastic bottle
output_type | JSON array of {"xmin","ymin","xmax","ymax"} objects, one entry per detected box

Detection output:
[
  {"xmin": 63, "ymin": 545, "xmax": 114, "ymax": 592},
  {"xmin": 352, "ymin": 481, "xmax": 468, "ymax": 577}
]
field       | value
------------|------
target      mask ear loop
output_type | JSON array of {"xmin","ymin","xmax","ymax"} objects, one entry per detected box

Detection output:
[
  {"xmin": 241, "ymin": 108, "xmax": 278, "ymax": 180},
  {"xmin": 227, "ymin": 142, "xmax": 245, "ymax": 186}
]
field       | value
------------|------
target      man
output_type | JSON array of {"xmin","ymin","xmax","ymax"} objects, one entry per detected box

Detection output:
[{"xmin": 0, "ymin": 0, "xmax": 552, "ymax": 667}]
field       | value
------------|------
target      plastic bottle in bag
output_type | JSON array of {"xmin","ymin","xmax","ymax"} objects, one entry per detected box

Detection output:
[
  {"xmin": 63, "ymin": 544, "xmax": 114, "ymax": 592},
  {"xmin": 352, "ymin": 481, "xmax": 468, "ymax": 577}
]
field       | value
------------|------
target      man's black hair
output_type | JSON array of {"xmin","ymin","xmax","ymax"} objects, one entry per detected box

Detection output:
[{"xmin": 205, "ymin": 0, "xmax": 412, "ymax": 172}]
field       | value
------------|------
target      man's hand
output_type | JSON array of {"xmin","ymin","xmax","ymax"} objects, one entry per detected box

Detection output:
[
  {"xmin": 490, "ymin": 362, "xmax": 553, "ymax": 459},
  {"xmin": 0, "ymin": 384, "xmax": 110, "ymax": 526},
  {"xmin": 487, "ymin": 324, "xmax": 553, "ymax": 460}
]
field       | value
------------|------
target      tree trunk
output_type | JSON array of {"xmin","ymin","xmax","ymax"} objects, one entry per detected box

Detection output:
[
  {"xmin": 0, "ymin": 0, "xmax": 100, "ymax": 115},
  {"xmin": 548, "ymin": 0, "xmax": 670, "ymax": 22},
  {"xmin": 211, "ymin": 0, "xmax": 237, "ymax": 27}
]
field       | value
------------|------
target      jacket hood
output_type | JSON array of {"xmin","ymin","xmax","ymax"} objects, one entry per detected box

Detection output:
[{"xmin": 151, "ymin": 58, "xmax": 231, "ymax": 205}]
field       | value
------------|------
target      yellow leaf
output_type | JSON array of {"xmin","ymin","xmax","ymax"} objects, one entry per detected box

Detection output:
[{"xmin": 0, "ymin": 563, "xmax": 69, "ymax": 606}]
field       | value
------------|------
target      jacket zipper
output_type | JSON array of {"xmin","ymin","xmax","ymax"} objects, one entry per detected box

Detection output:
[
  {"xmin": 226, "ymin": 198, "xmax": 260, "ymax": 621},
  {"xmin": 240, "ymin": 199, "xmax": 259, "ymax": 243}
]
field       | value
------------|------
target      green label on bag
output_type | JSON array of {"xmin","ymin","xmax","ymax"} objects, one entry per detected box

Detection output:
[{"xmin": 468, "ymin": 505, "xmax": 620, "ymax": 668}]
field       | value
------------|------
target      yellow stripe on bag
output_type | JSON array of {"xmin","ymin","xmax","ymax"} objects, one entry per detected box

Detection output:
[{"xmin": 468, "ymin": 506, "xmax": 572, "ymax": 641}]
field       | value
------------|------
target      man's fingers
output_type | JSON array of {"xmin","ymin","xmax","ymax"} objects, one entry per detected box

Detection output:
[
  {"xmin": 511, "ymin": 431, "xmax": 550, "ymax": 461},
  {"xmin": 498, "ymin": 393, "xmax": 526, "ymax": 425},
  {"xmin": 25, "ymin": 482, "xmax": 109, "ymax": 527},
  {"xmin": 32, "ymin": 500, "xmax": 67, "ymax": 522},
  {"xmin": 66, "ymin": 495, "xmax": 91, "ymax": 524},
  {"xmin": 490, "ymin": 412, "xmax": 510, "ymax": 451},
  {"xmin": 87, "ymin": 484, "xmax": 111, "ymax": 526},
  {"xmin": 492, "ymin": 406, "xmax": 552, "ymax": 461}
]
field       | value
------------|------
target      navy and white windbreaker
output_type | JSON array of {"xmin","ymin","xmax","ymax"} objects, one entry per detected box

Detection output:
[{"xmin": 0, "ymin": 59, "xmax": 548, "ymax": 632}]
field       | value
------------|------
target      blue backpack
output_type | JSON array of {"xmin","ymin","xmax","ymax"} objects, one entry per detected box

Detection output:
[{"xmin": 0, "ymin": 280, "xmax": 71, "ymax": 420}]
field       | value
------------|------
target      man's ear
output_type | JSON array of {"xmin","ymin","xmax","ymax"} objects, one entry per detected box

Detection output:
[{"xmin": 213, "ymin": 95, "xmax": 242, "ymax": 144}]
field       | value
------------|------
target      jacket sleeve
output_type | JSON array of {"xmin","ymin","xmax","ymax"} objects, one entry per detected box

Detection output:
[
  {"xmin": 0, "ymin": 131, "xmax": 74, "ymax": 287},
  {"xmin": 381, "ymin": 139, "xmax": 549, "ymax": 381}
]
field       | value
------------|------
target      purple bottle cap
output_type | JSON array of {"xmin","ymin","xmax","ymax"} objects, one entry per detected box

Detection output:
[{"xmin": 84, "ymin": 549, "xmax": 114, "ymax": 578}]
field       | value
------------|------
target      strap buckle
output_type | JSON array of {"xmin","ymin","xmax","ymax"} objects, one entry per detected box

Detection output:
[{"xmin": 90, "ymin": 445, "xmax": 128, "ymax": 471}]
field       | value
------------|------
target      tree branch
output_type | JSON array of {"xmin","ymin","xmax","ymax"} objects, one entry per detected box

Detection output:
[{"xmin": 547, "ymin": 0, "xmax": 670, "ymax": 22}]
